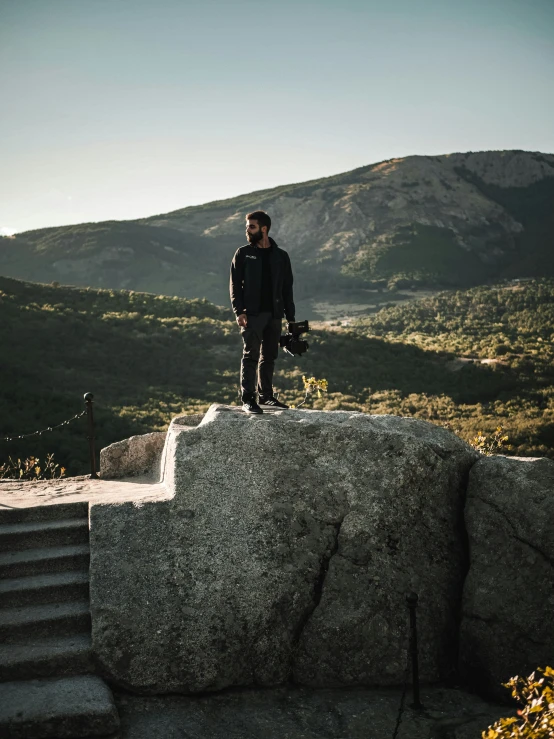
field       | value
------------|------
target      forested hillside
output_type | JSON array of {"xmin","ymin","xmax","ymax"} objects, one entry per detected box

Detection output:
[
  {"xmin": 353, "ymin": 279, "xmax": 554, "ymax": 455},
  {"xmin": 1, "ymin": 276, "xmax": 553, "ymax": 476}
]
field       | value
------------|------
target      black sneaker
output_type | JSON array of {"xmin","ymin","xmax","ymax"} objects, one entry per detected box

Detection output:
[
  {"xmin": 258, "ymin": 396, "xmax": 289, "ymax": 409},
  {"xmin": 242, "ymin": 399, "xmax": 263, "ymax": 414}
]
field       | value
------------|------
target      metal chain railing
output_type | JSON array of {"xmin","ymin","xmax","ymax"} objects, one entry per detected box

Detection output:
[
  {"xmin": 0, "ymin": 410, "xmax": 87, "ymax": 442},
  {"xmin": 0, "ymin": 392, "xmax": 99, "ymax": 479}
]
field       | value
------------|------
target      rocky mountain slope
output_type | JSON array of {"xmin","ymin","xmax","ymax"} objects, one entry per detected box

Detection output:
[{"xmin": 2, "ymin": 150, "xmax": 553, "ymax": 311}]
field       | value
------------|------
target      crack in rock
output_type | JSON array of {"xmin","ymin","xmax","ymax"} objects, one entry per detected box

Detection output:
[
  {"xmin": 464, "ymin": 612, "xmax": 499, "ymax": 625},
  {"xmin": 470, "ymin": 494, "xmax": 518, "ymax": 535},
  {"xmin": 471, "ymin": 494, "xmax": 553, "ymax": 568},
  {"xmin": 289, "ymin": 516, "xmax": 345, "ymax": 673},
  {"xmin": 511, "ymin": 533, "xmax": 554, "ymax": 569},
  {"xmin": 464, "ymin": 610, "xmax": 546, "ymax": 646}
]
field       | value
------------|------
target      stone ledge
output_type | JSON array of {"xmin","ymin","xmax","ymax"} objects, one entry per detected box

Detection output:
[
  {"xmin": 100, "ymin": 432, "xmax": 166, "ymax": 480},
  {"xmin": 0, "ymin": 674, "xmax": 119, "ymax": 738},
  {"xmin": 100, "ymin": 414, "xmax": 204, "ymax": 480},
  {"xmin": 114, "ymin": 685, "xmax": 515, "ymax": 739}
]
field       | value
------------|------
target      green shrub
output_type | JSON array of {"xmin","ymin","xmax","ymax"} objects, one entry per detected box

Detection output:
[
  {"xmin": 470, "ymin": 427, "xmax": 510, "ymax": 456},
  {"xmin": 483, "ymin": 667, "xmax": 554, "ymax": 738}
]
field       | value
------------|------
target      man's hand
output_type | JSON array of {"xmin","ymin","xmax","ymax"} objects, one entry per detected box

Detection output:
[{"xmin": 237, "ymin": 313, "xmax": 248, "ymax": 328}]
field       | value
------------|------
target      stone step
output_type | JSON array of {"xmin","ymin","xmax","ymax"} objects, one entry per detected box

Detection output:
[
  {"xmin": 0, "ymin": 600, "xmax": 91, "ymax": 643},
  {"xmin": 0, "ymin": 633, "xmax": 93, "ymax": 681},
  {"xmin": 0, "ymin": 674, "xmax": 119, "ymax": 738},
  {"xmin": 0, "ymin": 570, "xmax": 89, "ymax": 609},
  {"xmin": 0, "ymin": 501, "xmax": 89, "ymax": 525},
  {"xmin": 0, "ymin": 543, "xmax": 90, "ymax": 579},
  {"xmin": 0, "ymin": 518, "xmax": 89, "ymax": 552}
]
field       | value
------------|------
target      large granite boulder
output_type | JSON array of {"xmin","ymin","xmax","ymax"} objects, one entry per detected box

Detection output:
[
  {"xmin": 460, "ymin": 455, "xmax": 554, "ymax": 699},
  {"xmin": 90, "ymin": 405, "xmax": 478, "ymax": 694}
]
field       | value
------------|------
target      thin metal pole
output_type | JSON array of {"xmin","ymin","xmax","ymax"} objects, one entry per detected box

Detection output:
[
  {"xmin": 84, "ymin": 392, "xmax": 99, "ymax": 479},
  {"xmin": 407, "ymin": 592, "xmax": 422, "ymax": 709}
]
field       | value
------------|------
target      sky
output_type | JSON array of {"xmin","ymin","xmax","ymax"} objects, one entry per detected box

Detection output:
[{"xmin": 1, "ymin": 0, "xmax": 553, "ymax": 235}]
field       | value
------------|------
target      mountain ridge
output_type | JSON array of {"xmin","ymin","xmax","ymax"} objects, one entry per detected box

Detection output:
[
  {"xmin": 2, "ymin": 149, "xmax": 553, "ymax": 314},
  {"xmin": 142, "ymin": 148, "xmax": 553, "ymax": 219}
]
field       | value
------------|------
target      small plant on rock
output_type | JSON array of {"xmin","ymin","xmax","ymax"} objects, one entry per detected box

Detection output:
[
  {"xmin": 295, "ymin": 376, "xmax": 329, "ymax": 408},
  {"xmin": 482, "ymin": 667, "xmax": 554, "ymax": 738},
  {"xmin": 0, "ymin": 454, "xmax": 66, "ymax": 480},
  {"xmin": 470, "ymin": 426, "xmax": 510, "ymax": 456}
]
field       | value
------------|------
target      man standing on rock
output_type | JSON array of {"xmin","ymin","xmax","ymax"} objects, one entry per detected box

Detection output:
[{"xmin": 230, "ymin": 210, "xmax": 296, "ymax": 414}]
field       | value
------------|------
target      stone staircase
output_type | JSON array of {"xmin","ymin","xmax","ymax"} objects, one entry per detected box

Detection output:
[{"xmin": 0, "ymin": 502, "xmax": 119, "ymax": 738}]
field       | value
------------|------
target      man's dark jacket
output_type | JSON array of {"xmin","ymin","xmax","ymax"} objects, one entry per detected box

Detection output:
[{"xmin": 230, "ymin": 237, "xmax": 295, "ymax": 322}]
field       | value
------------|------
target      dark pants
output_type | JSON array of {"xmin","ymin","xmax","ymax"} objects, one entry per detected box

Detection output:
[{"xmin": 240, "ymin": 312, "xmax": 282, "ymax": 401}]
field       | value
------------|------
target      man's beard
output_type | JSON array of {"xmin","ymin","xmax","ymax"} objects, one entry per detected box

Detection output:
[{"xmin": 247, "ymin": 231, "xmax": 263, "ymax": 244}]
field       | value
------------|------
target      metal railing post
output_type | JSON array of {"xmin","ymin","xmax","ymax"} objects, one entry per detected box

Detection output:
[
  {"xmin": 406, "ymin": 592, "xmax": 422, "ymax": 709},
  {"xmin": 84, "ymin": 392, "xmax": 99, "ymax": 479}
]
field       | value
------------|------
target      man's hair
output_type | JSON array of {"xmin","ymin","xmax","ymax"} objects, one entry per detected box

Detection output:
[{"xmin": 246, "ymin": 210, "xmax": 271, "ymax": 233}]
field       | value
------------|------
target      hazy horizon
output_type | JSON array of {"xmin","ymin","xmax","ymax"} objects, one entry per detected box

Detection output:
[{"xmin": 1, "ymin": 0, "xmax": 553, "ymax": 235}]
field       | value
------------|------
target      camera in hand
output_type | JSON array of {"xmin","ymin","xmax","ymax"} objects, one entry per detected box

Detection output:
[{"xmin": 280, "ymin": 320, "xmax": 310, "ymax": 357}]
